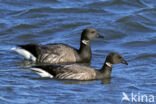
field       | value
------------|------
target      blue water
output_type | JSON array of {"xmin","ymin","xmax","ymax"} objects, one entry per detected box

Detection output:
[{"xmin": 0, "ymin": 0, "xmax": 156, "ymax": 104}]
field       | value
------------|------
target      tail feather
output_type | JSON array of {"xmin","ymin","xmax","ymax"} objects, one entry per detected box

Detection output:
[
  {"xmin": 31, "ymin": 68, "xmax": 53, "ymax": 78},
  {"xmin": 11, "ymin": 47, "xmax": 36, "ymax": 61},
  {"xmin": 17, "ymin": 44, "xmax": 38, "ymax": 58}
]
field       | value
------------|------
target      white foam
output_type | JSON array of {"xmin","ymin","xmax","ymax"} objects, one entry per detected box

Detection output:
[
  {"xmin": 11, "ymin": 47, "xmax": 36, "ymax": 61},
  {"xmin": 31, "ymin": 68, "xmax": 53, "ymax": 78}
]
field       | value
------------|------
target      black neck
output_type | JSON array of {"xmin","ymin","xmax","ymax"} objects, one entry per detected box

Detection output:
[
  {"xmin": 79, "ymin": 40, "xmax": 90, "ymax": 51},
  {"xmin": 78, "ymin": 40, "xmax": 91, "ymax": 62},
  {"xmin": 99, "ymin": 62, "xmax": 112, "ymax": 78}
]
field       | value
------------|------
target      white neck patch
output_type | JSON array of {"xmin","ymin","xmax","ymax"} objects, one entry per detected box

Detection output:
[
  {"xmin": 82, "ymin": 40, "xmax": 89, "ymax": 45},
  {"xmin": 106, "ymin": 62, "xmax": 113, "ymax": 67}
]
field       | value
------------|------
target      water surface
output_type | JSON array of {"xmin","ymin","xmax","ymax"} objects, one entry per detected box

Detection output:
[{"xmin": 0, "ymin": 0, "xmax": 156, "ymax": 104}]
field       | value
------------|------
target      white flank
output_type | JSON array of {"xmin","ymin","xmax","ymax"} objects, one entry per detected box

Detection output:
[
  {"xmin": 11, "ymin": 47, "xmax": 36, "ymax": 61},
  {"xmin": 31, "ymin": 68, "xmax": 53, "ymax": 78}
]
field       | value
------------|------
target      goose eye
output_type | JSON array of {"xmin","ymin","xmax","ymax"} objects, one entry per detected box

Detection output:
[
  {"xmin": 118, "ymin": 56, "xmax": 122, "ymax": 59},
  {"xmin": 91, "ymin": 31, "xmax": 95, "ymax": 33}
]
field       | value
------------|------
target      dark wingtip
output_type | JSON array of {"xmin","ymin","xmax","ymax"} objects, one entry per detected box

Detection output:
[
  {"xmin": 16, "ymin": 44, "xmax": 27, "ymax": 48},
  {"xmin": 17, "ymin": 44, "xmax": 23, "ymax": 48}
]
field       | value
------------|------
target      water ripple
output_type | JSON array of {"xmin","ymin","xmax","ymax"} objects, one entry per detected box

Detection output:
[{"xmin": 0, "ymin": 0, "xmax": 156, "ymax": 104}]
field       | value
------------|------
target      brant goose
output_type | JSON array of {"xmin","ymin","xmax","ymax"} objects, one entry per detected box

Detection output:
[
  {"xmin": 12, "ymin": 28, "xmax": 104, "ymax": 64},
  {"xmin": 30, "ymin": 52, "xmax": 128, "ymax": 80}
]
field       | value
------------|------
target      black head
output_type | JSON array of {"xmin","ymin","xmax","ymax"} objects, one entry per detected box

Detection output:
[
  {"xmin": 106, "ymin": 52, "xmax": 128, "ymax": 65},
  {"xmin": 81, "ymin": 28, "xmax": 104, "ymax": 41}
]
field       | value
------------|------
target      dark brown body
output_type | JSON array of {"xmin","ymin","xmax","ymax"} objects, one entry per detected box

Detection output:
[
  {"xmin": 15, "ymin": 28, "xmax": 103, "ymax": 64},
  {"xmin": 31, "ymin": 53, "xmax": 128, "ymax": 80}
]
